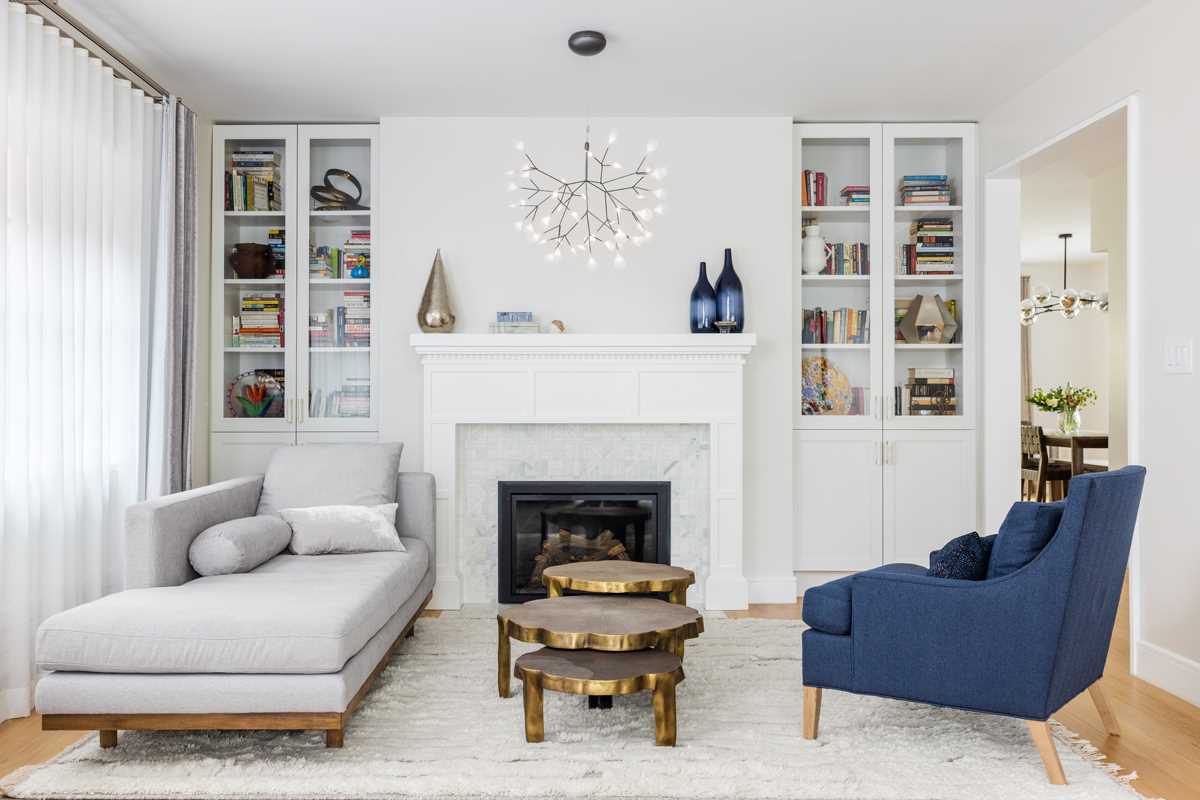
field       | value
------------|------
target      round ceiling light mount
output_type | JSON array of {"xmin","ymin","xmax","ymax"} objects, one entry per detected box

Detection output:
[{"xmin": 568, "ymin": 30, "xmax": 607, "ymax": 56}]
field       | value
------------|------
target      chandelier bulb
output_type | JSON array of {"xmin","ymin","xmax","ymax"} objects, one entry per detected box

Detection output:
[
  {"xmin": 587, "ymin": 256, "xmax": 597, "ymax": 270},
  {"xmin": 608, "ymin": 131, "xmax": 617, "ymax": 144},
  {"xmin": 646, "ymin": 139, "xmax": 658, "ymax": 153},
  {"xmin": 614, "ymin": 253, "xmax": 627, "ymax": 268}
]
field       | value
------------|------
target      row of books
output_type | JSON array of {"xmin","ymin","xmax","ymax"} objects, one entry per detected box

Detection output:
[
  {"xmin": 802, "ymin": 307, "xmax": 869, "ymax": 344},
  {"xmin": 898, "ymin": 217, "xmax": 955, "ymax": 274},
  {"xmin": 899, "ymin": 174, "xmax": 952, "ymax": 205},
  {"xmin": 310, "ymin": 228, "xmax": 371, "ymax": 279},
  {"xmin": 225, "ymin": 150, "xmax": 282, "ymax": 211},
  {"xmin": 231, "ymin": 291, "xmax": 283, "ymax": 348},
  {"xmin": 823, "ymin": 242, "xmax": 870, "ymax": 275},
  {"xmin": 308, "ymin": 381, "xmax": 370, "ymax": 418},
  {"xmin": 309, "ymin": 290, "xmax": 370, "ymax": 348},
  {"xmin": 895, "ymin": 367, "xmax": 957, "ymax": 416},
  {"xmin": 267, "ymin": 229, "xmax": 285, "ymax": 275}
]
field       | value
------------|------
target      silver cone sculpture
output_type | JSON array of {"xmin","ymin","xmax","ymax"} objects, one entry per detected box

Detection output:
[{"xmin": 417, "ymin": 249, "xmax": 456, "ymax": 333}]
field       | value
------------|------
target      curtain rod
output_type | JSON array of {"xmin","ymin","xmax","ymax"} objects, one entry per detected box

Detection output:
[{"xmin": 19, "ymin": 0, "xmax": 169, "ymax": 101}]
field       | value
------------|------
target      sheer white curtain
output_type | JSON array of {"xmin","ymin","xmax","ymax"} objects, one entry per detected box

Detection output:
[{"xmin": 0, "ymin": 3, "xmax": 161, "ymax": 721}]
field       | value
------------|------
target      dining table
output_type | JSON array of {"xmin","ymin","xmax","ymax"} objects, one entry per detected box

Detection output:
[{"xmin": 1041, "ymin": 430, "xmax": 1109, "ymax": 476}]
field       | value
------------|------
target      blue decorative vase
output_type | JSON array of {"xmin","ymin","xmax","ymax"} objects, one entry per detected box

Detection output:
[
  {"xmin": 714, "ymin": 248, "xmax": 744, "ymax": 332},
  {"xmin": 689, "ymin": 262, "xmax": 718, "ymax": 333}
]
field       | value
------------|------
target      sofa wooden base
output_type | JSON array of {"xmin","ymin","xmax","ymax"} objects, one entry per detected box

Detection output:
[
  {"xmin": 42, "ymin": 592, "xmax": 432, "ymax": 749},
  {"xmin": 800, "ymin": 679, "xmax": 1120, "ymax": 786}
]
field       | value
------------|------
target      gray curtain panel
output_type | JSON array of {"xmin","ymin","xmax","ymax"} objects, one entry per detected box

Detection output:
[{"xmin": 169, "ymin": 99, "xmax": 198, "ymax": 493}]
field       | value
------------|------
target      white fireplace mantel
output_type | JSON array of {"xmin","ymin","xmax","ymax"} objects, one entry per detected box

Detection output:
[{"xmin": 410, "ymin": 333, "xmax": 756, "ymax": 610}]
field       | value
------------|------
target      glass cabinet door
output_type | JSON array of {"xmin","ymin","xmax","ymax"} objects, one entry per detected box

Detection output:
[{"xmin": 299, "ymin": 126, "xmax": 378, "ymax": 430}]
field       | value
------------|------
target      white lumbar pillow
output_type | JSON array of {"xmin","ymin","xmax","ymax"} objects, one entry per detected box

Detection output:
[{"xmin": 280, "ymin": 503, "xmax": 406, "ymax": 555}]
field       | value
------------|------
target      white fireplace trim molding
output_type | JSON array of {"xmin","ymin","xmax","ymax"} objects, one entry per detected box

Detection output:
[{"xmin": 411, "ymin": 333, "xmax": 757, "ymax": 610}]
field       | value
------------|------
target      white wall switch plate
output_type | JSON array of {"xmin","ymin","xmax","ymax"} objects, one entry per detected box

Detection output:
[{"xmin": 1165, "ymin": 337, "xmax": 1194, "ymax": 374}]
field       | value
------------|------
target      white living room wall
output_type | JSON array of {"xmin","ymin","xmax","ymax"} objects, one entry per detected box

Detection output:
[
  {"xmin": 981, "ymin": 0, "xmax": 1200, "ymax": 703},
  {"xmin": 376, "ymin": 116, "xmax": 796, "ymax": 603}
]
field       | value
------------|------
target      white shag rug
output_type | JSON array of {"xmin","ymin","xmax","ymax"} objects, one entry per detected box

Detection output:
[{"xmin": 2, "ymin": 608, "xmax": 1139, "ymax": 800}]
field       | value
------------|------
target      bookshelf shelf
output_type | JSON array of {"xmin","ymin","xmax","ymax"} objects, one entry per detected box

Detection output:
[
  {"xmin": 893, "ymin": 343, "xmax": 963, "ymax": 350},
  {"xmin": 894, "ymin": 205, "xmax": 962, "ymax": 219},
  {"xmin": 894, "ymin": 274, "xmax": 963, "ymax": 284},
  {"xmin": 210, "ymin": 123, "xmax": 380, "ymax": 475},
  {"xmin": 801, "ymin": 275, "xmax": 871, "ymax": 285},
  {"xmin": 800, "ymin": 205, "xmax": 869, "ymax": 215},
  {"xmin": 800, "ymin": 343, "xmax": 870, "ymax": 350}
]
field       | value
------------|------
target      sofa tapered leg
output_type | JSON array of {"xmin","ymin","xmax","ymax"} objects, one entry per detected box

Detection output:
[
  {"xmin": 98, "ymin": 730, "xmax": 117, "ymax": 748},
  {"xmin": 325, "ymin": 728, "xmax": 344, "ymax": 748},
  {"xmin": 1089, "ymin": 682, "xmax": 1121, "ymax": 737},
  {"xmin": 802, "ymin": 686, "xmax": 822, "ymax": 740},
  {"xmin": 1027, "ymin": 721, "xmax": 1067, "ymax": 784}
]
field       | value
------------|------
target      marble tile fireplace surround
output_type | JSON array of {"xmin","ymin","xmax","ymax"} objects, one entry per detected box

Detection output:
[{"xmin": 410, "ymin": 333, "xmax": 756, "ymax": 610}]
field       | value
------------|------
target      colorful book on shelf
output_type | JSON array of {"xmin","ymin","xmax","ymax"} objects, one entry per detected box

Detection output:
[
  {"xmin": 801, "ymin": 307, "xmax": 870, "ymax": 344},
  {"xmin": 839, "ymin": 185, "xmax": 870, "ymax": 205},
  {"xmin": 802, "ymin": 170, "xmax": 828, "ymax": 206},
  {"xmin": 822, "ymin": 242, "xmax": 870, "ymax": 275}
]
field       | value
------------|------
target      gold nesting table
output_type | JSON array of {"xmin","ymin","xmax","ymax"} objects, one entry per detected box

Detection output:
[{"xmin": 497, "ymin": 563, "xmax": 701, "ymax": 746}]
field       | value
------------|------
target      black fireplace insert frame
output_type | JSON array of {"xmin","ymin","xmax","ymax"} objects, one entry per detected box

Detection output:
[{"xmin": 497, "ymin": 480, "xmax": 671, "ymax": 604}]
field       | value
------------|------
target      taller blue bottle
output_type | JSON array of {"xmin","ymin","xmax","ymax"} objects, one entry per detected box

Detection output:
[
  {"xmin": 689, "ymin": 261, "xmax": 717, "ymax": 333},
  {"xmin": 714, "ymin": 247, "xmax": 744, "ymax": 332}
]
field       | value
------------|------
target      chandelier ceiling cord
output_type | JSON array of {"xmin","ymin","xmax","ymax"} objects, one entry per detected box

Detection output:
[
  {"xmin": 506, "ymin": 30, "xmax": 665, "ymax": 270},
  {"xmin": 1019, "ymin": 233, "xmax": 1109, "ymax": 325}
]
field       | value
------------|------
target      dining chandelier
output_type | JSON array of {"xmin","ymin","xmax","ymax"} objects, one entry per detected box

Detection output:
[
  {"xmin": 506, "ymin": 30, "xmax": 665, "ymax": 269},
  {"xmin": 1019, "ymin": 233, "xmax": 1109, "ymax": 325}
]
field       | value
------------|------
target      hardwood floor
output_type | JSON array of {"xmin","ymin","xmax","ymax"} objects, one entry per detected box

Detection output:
[{"xmin": 4, "ymin": 602, "xmax": 1199, "ymax": 798}]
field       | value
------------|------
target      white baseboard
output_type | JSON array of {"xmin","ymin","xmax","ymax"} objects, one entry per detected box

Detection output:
[
  {"xmin": 429, "ymin": 575, "xmax": 463, "ymax": 610},
  {"xmin": 1135, "ymin": 639, "xmax": 1200, "ymax": 708},
  {"xmin": 747, "ymin": 575, "xmax": 798, "ymax": 604},
  {"xmin": 704, "ymin": 574, "xmax": 750, "ymax": 611},
  {"xmin": 1, "ymin": 686, "xmax": 32, "ymax": 723}
]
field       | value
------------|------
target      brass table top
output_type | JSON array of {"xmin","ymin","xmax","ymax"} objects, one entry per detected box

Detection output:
[{"xmin": 541, "ymin": 562, "xmax": 695, "ymax": 603}]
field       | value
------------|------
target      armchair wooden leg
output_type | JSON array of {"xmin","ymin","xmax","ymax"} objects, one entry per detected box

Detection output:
[
  {"xmin": 1026, "ymin": 721, "xmax": 1067, "ymax": 785},
  {"xmin": 802, "ymin": 686, "xmax": 822, "ymax": 740},
  {"xmin": 1089, "ymin": 682, "xmax": 1121, "ymax": 737},
  {"xmin": 98, "ymin": 730, "xmax": 117, "ymax": 749},
  {"xmin": 325, "ymin": 728, "xmax": 344, "ymax": 748}
]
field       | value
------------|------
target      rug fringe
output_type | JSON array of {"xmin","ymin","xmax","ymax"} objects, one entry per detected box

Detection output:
[{"xmin": 1048, "ymin": 719, "xmax": 1159, "ymax": 799}]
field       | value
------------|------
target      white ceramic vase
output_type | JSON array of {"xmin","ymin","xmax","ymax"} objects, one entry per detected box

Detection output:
[{"xmin": 801, "ymin": 224, "xmax": 832, "ymax": 275}]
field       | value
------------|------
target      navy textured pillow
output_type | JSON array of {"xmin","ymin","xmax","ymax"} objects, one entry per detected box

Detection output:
[
  {"xmin": 928, "ymin": 532, "xmax": 993, "ymax": 580},
  {"xmin": 987, "ymin": 501, "xmax": 1065, "ymax": 579}
]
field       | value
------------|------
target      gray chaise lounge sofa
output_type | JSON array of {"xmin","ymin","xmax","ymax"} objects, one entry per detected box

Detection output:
[{"xmin": 33, "ymin": 445, "xmax": 435, "ymax": 748}]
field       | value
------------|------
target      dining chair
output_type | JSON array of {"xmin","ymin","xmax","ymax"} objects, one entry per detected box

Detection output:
[{"xmin": 1020, "ymin": 424, "xmax": 1071, "ymax": 501}]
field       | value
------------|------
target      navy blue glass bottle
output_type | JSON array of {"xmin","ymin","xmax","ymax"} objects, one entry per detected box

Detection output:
[
  {"xmin": 689, "ymin": 261, "xmax": 717, "ymax": 333},
  {"xmin": 714, "ymin": 248, "xmax": 744, "ymax": 332}
]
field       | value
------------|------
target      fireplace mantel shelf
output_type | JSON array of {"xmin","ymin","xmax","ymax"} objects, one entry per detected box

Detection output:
[
  {"xmin": 410, "ymin": 333, "xmax": 756, "ymax": 360},
  {"xmin": 412, "ymin": 332, "xmax": 755, "ymax": 611}
]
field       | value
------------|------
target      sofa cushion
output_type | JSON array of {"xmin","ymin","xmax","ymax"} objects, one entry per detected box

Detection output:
[
  {"xmin": 188, "ymin": 515, "xmax": 293, "ymax": 576},
  {"xmin": 36, "ymin": 539, "xmax": 429, "ymax": 674},
  {"xmin": 256, "ymin": 443, "xmax": 402, "ymax": 518},
  {"xmin": 927, "ymin": 532, "xmax": 994, "ymax": 580},
  {"xmin": 987, "ymin": 501, "xmax": 1065, "ymax": 579},
  {"xmin": 803, "ymin": 563, "xmax": 926, "ymax": 635}
]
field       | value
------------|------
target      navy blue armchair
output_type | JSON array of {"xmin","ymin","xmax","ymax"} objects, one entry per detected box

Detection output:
[{"xmin": 801, "ymin": 466, "xmax": 1146, "ymax": 784}]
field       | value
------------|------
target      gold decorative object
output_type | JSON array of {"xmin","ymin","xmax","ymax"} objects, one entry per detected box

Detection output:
[
  {"xmin": 417, "ymin": 249, "xmax": 456, "ymax": 332},
  {"xmin": 542, "ymin": 562, "xmax": 694, "ymax": 605},
  {"xmin": 898, "ymin": 293, "xmax": 958, "ymax": 344},
  {"xmin": 496, "ymin": 595, "xmax": 702, "ymax": 698},
  {"xmin": 514, "ymin": 648, "xmax": 683, "ymax": 745}
]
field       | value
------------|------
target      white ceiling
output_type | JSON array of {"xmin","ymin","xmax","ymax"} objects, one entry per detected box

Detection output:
[
  {"xmin": 65, "ymin": 0, "xmax": 1148, "ymax": 122},
  {"xmin": 1020, "ymin": 109, "xmax": 1126, "ymax": 266}
]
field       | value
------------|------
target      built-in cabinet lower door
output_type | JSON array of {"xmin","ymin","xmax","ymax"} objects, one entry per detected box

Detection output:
[
  {"xmin": 794, "ymin": 430, "xmax": 884, "ymax": 571},
  {"xmin": 882, "ymin": 429, "xmax": 977, "ymax": 565}
]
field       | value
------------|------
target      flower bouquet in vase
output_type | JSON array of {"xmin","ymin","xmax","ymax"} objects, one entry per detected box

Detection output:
[{"xmin": 1026, "ymin": 383, "xmax": 1097, "ymax": 435}]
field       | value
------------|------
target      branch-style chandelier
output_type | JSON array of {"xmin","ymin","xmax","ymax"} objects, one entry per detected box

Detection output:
[
  {"xmin": 505, "ymin": 30, "xmax": 666, "ymax": 270},
  {"xmin": 1019, "ymin": 233, "xmax": 1109, "ymax": 326}
]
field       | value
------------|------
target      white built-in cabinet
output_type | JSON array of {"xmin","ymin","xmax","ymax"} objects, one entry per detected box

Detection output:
[
  {"xmin": 210, "ymin": 124, "xmax": 380, "ymax": 481},
  {"xmin": 793, "ymin": 123, "xmax": 978, "ymax": 573}
]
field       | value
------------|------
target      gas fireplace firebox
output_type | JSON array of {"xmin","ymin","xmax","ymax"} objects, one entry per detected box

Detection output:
[{"xmin": 497, "ymin": 481, "xmax": 671, "ymax": 603}]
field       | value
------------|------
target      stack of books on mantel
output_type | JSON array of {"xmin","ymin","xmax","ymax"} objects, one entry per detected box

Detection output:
[
  {"xmin": 489, "ymin": 311, "xmax": 540, "ymax": 334},
  {"xmin": 899, "ymin": 217, "xmax": 955, "ymax": 274},
  {"xmin": 840, "ymin": 185, "xmax": 869, "ymax": 205},
  {"xmin": 899, "ymin": 174, "xmax": 952, "ymax": 205},
  {"xmin": 896, "ymin": 367, "xmax": 957, "ymax": 416}
]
